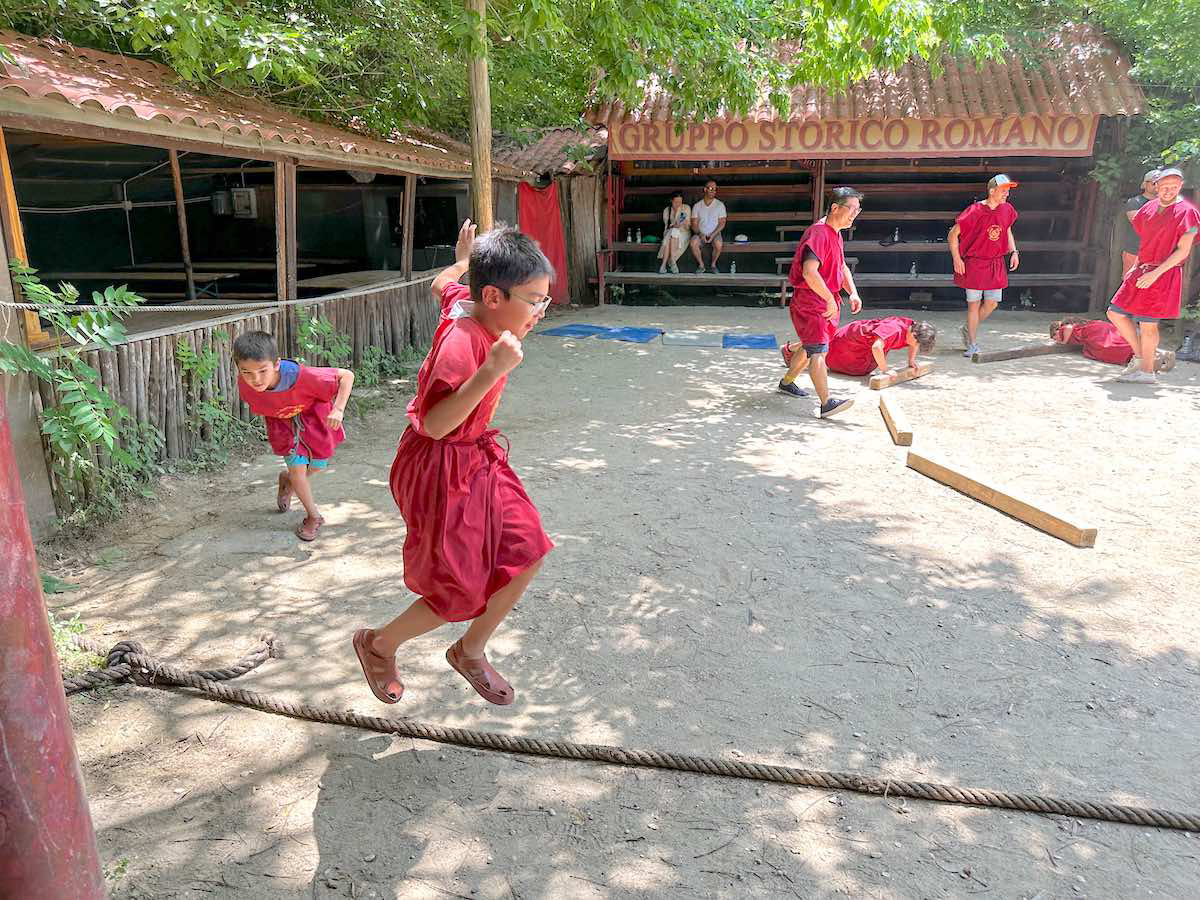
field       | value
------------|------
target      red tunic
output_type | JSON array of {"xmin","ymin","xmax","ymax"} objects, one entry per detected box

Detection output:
[
  {"xmin": 390, "ymin": 282, "xmax": 553, "ymax": 622},
  {"xmin": 1110, "ymin": 198, "xmax": 1200, "ymax": 318},
  {"xmin": 238, "ymin": 363, "xmax": 344, "ymax": 459},
  {"xmin": 953, "ymin": 201, "xmax": 1018, "ymax": 291},
  {"xmin": 1061, "ymin": 321, "xmax": 1133, "ymax": 366},
  {"xmin": 787, "ymin": 222, "xmax": 845, "ymax": 346},
  {"xmin": 826, "ymin": 317, "xmax": 913, "ymax": 376}
]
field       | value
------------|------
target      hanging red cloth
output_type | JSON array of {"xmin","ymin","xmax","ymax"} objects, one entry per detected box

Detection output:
[{"xmin": 518, "ymin": 181, "xmax": 569, "ymax": 304}]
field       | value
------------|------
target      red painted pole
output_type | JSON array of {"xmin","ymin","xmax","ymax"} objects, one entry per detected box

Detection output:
[{"xmin": 0, "ymin": 388, "xmax": 104, "ymax": 898}]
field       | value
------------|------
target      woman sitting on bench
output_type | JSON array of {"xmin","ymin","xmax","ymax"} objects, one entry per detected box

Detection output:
[{"xmin": 658, "ymin": 191, "xmax": 692, "ymax": 274}]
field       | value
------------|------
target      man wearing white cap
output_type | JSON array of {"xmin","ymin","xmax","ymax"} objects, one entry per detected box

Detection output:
[
  {"xmin": 1107, "ymin": 166, "xmax": 1199, "ymax": 384},
  {"xmin": 1122, "ymin": 169, "xmax": 1161, "ymax": 274},
  {"xmin": 949, "ymin": 174, "xmax": 1020, "ymax": 357}
]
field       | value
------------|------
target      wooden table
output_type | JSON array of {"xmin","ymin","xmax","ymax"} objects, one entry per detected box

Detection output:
[
  {"xmin": 298, "ymin": 270, "xmax": 412, "ymax": 290},
  {"xmin": 38, "ymin": 271, "xmax": 238, "ymax": 298},
  {"xmin": 120, "ymin": 261, "xmax": 316, "ymax": 271}
]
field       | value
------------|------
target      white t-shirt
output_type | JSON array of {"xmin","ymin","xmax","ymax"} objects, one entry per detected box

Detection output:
[{"xmin": 693, "ymin": 198, "xmax": 727, "ymax": 236}]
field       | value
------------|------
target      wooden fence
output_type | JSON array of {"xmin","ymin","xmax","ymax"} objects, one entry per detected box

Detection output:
[{"xmin": 31, "ymin": 279, "xmax": 437, "ymax": 512}]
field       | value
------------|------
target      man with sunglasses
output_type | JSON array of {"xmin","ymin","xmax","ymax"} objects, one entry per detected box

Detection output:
[{"xmin": 690, "ymin": 180, "xmax": 728, "ymax": 273}]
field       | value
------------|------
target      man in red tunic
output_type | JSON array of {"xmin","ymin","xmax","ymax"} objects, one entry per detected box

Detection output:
[
  {"xmin": 825, "ymin": 316, "xmax": 937, "ymax": 376},
  {"xmin": 777, "ymin": 186, "xmax": 864, "ymax": 418},
  {"xmin": 1107, "ymin": 167, "xmax": 1199, "ymax": 383},
  {"xmin": 352, "ymin": 220, "xmax": 555, "ymax": 707},
  {"xmin": 1050, "ymin": 318, "xmax": 1174, "ymax": 371},
  {"xmin": 949, "ymin": 174, "xmax": 1020, "ymax": 358},
  {"xmin": 235, "ymin": 331, "xmax": 355, "ymax": 541}
]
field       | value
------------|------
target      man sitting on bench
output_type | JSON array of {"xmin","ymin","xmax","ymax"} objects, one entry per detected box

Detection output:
[{"xmin": 690, "ymin": 180, "xmax": 727, "ymax": 274}]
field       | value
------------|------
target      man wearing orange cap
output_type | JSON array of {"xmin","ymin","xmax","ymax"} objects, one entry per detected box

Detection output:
[{"xmin": 949, "ymin": 174, "xmax": 1020, "ymax": 357}]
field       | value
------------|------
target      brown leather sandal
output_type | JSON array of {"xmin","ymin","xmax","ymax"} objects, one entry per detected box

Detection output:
[
  {"xmin": 446, "ymin": 639, "xmax": 514, "ymax": 706},
  {"xmin": 352, "ymin": 629, "xmax": 403, "ymax": 704},
  {"xmin": 276, "ymin": 472, "xmax": 293, "ymax": 512},
  {"xmin": 296, "ymin": 515, "xmax": 324, "ymax": 541}
]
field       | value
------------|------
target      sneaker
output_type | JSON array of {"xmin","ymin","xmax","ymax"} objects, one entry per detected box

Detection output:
[
  {"xmin": 963, "ymin": 343, "xmax": 979, "ymax": 358},
  {"xmin": 658, "ymin": 263, "xmax": 667, "ymax": 274},
  {"xmin": 669, "ymin": 261, "xmax": 679, "ymax": 274},
  {"xmin": 696, "ymin": 266, "xmax": 707, "ymax": 274},
  {"xmin": 819, "ymin": 396, "xmax": 855, "ymax": 418},
  {"xmin": 960, "ymin": 324, "xmax": 970, "ymax": 349},
  {"xmin": 1120, "ymin": 356, "xmax": 1143, "ymax": 375},
  {"xmin": 710, "ymin": 265, "xmax": 720, "ymax": 274},
  {"xmin": 781, "ymin": 343, "xmax": 794, "ymax": 367},
  {"xmin": 777, "ymin": 379, "xmax": 809, "ymax": 398},
  {"xmin": 1116, "ymin": 370, "xmax": 1157, "ymax": 384}
]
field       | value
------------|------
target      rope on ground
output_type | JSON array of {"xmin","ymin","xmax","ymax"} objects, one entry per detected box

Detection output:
[
  {"xmin": 0, "ymin": 272, "xmax": 437, "ymax": 313},
  {"xmin": 65, "ymin": 634, "xmax": 1200, "ymax": 833}
]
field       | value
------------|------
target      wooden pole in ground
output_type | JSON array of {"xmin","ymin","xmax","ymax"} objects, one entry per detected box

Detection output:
[
  {"xmin": 168, "ymin": 150, "xmax": 196, "ymax": 303},
  {"xmin": 466, "ymin": 0, "xmax": 493, "ymax": 231},
  {"xmin": 0, "ymin": 127, "xmax": 50, "ymax": 346}
]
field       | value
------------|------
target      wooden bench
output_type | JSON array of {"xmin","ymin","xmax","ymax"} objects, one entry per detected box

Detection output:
[
  {"xmin": 623, "ymin": 210, "xmax": 809, "ymax": 224},
  {"xmin": 849, "ymin": 273, "xmax": 1092, "ymax": 288},
  {"xmin": 775, "ymin": 257, "xmax": 859, "ymax": 274},
  {"xmin": 613, "ymin": 241, "xmax": 797, "ymax": 254}
]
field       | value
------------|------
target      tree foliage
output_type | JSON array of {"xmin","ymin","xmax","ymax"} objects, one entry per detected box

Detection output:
[{"xmin": 1, "ymin": 0, "xmax": 991, "ymax": 138}]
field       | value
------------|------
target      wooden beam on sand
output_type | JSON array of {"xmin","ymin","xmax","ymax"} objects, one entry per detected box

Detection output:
[
  {"xmin": 906, "ymin": 451, "xmax": 1097, "ymax": 548},
  {"xmin": 878, "ymin": 393, "xmax": 912, "ymax": 446},
  {"xmin": 971, "ymin": 343, "xmax": 1080, "ymax": 364},
  {"xmin": 869, "ymin": 362, "xmax": 933, "ymax": 390}
]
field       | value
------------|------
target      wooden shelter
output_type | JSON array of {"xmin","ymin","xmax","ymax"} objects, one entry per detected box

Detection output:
[
  {"xmin": 587, "ymin": 26, "xmax": 1146, "ymax": 313},
  {"xmin": 0, "ymin": 30, "xmax": 524, "ymax": 522}
]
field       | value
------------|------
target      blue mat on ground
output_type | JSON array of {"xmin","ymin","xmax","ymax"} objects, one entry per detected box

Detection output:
[
  {"xmin": 594, "ymin": 326, "xmax": 664, "ymax": 344},
  {"xmin": 538, "ymin": 324, "xmax": 613, "ymax": 338},
  {"xmin": 723, "ymin": 333, "xmax": 778, "ymax": 349}
]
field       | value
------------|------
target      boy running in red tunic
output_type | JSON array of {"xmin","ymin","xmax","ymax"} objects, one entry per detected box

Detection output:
[
  {"xmin": 1107, "ymin": 167, "xmax": 1199, "ymax": 384},
  {"xmin": 825, "ymin": 316, "xmax": 937, "ymax": 377},
  {"xmin": 777, "ymin": 186, "xmax": 864, "ymax": 418},
  {"xmin": 352, "ymin": 221, "xmax": 554, "ymax": 707},
  {"xmin": 234, "ymin": 331, "xmax": 355, "ymax": 542},
  {"xmin": 949, "ymin": 174, "xmax": 1020, "ymax": 357},
  {"xmin": 1050, "ymin": 318, "xmax": 1175, "ymax": 371}
]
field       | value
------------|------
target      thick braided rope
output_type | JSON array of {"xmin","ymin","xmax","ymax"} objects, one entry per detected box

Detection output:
[
  {"xmin": 63, "ymin": 635, "xmax": 276, "ymax": 695},
  {"xmin": 62, "ymin": 638, "xmax": 1200, "ymax": 833}
]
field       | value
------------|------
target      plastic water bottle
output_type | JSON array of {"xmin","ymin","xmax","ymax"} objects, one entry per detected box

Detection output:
[
  {"xmin": 636, "ymin": 228, "xmax": 642, "ymax": 242},
  {"xmin": 892, "ymin": 226, "xmax": 901, "ymax": 243},
  {"xmin": 730, "ymin": 261, "xmax": 737, "ymax": 274},
  {"xmin": 909, "ymin": 262, "xmax": 918, "ymax": 277},
  {"xmin": 626, "ymin": 228, "xmax": 633, "ymax": 243}
]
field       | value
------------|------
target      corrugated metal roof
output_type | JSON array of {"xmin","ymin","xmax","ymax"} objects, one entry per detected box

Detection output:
[
  {"xmin": 0, "ymin": 30, "xmax": 524, "ymax": 178},
  {"xmin": 494, "ymin": 127, "xmax": 608, "ymax": 176},
  {"xmin": 589, "ymin": 25, "xmax": 1143, "ymax": 125}
]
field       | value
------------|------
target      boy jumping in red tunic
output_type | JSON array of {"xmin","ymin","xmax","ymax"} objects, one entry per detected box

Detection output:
[
  {"xmin": 1050, "ymin": 318, "xmax": 1175, "ymax": 371},
  {"xmin": 234, "ymin": 331, "xmax": 355, "ymax": 542},
  {"xmin": 352, "ymin": 220, "xmax": 554, "ymax": 707},
  {"xmin": 949, "ymin": 174, "xmax": 1020, "ymax": 357},
  {"xmin": 1106, "ymin": 167, "xmax": 1199, "ymax": 384},
  {"xmin": 777, "ymin": 186, "xmax": 864, "ymax": 418},
  {"xmin": 825, "ymin": 316, "xmax": 937, "ymax": 377}
]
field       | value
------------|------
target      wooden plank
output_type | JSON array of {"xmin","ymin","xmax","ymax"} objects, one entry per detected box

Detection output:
[
  {"xmin": 614, "ymin": 240, "xmax": 797, "ymax": 253},
  {"xmin": 906, "ymin": 450, "xmax": 1097, "ymax": 548},
  {"xmin": 401, "ymin": 174, "xmax": 417, "ymax": 277},
  {"xmin": 623, "ymin": 210, "xmax": 809, "ymax": 223},
  {"xmin": 970, "ymin": 343, "xmax": 1080, "ymax": 363},
  {"xmin": 36, "ymin": 271, "xmax": 237, "ymax": 282},
  {"xmin": 624, "ymin": 184, "xmax": 812, "ymax": 197},
  {"xmin": 119, "ymin": 261, "xmax": 315, "ymax": 271},
  {"xmin": 869, "ymin": 362, "xmax": 933, "ymax": 390},
  {"xmin": 852, "ymin": 273, "xmax": 1091, "ymax": 288},
  {"xmin": 0, "ymin": 126, "xmax": 50, "ymax": 345},
  {"xmin": 467, "ymin": 0, "xmax": 494, "ymax": 230},
  {"xmin": 168, "ymin": 149, "xmax": 196, "ymax": 302},
  {"xmin": 841, "ymin": 240, "xmax": 1083, "ymax": 253},
  {"xmin": 878, "ymin": 393, "xmax": 912, "ymax": 446},
  {"xmin": 603, "ymin": 270, "xmax": 785, "ymax": 288}
]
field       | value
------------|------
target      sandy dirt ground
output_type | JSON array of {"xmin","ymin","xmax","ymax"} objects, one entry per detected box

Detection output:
[{"xmin": 47, "ymin": 303, "xmax": 1200, "ymax": 899}]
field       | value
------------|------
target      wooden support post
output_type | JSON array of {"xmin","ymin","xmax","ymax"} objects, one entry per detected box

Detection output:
[
  {"xmin": 167, "ymin": 150, "xmax": 195, "ymax": 303},
  {"xmin": 274, "ymin": 159, "xmax": 297, "ymax": 301},
  {"xmin": 869, "ymin": 362, "xmax": 932, "ymax": 390},
  {"xmin": 401, "ymin": 174, "xmax": 417, "ymax": 278},
  {"xmin": 812, "ymin": 159, "xmax": 826, "ymax": 221},
  {"xmin": 878, "ymin": 393, "xmax": 912, "ymax": 446},
  {"xmin": 970, "ymin": 343, "xmax": 1079, "ymax": 364},
  {"xmin": 466, "ymin": 0, "xmax": 493, "ymax": 231},
  {"xmin": 906, "ymin": 450, "xmax": 1097, "ymax": 548},
  {"xmin": 0, "ymin": 127, "xmax": 50, "ymax": 346}
]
